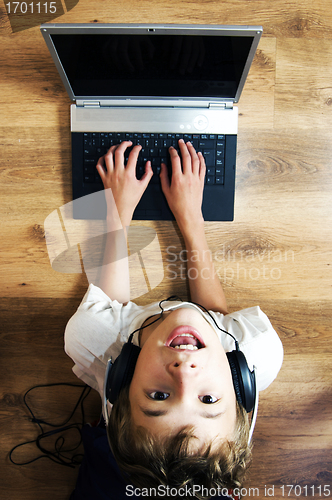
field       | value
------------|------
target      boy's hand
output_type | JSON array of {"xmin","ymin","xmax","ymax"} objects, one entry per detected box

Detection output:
[
  {"xmin": 96, "ymin": 141, "xmax": 153, "ymax": 227},
  {"xmin": 160, "ymin": 140, "xmax": 206, "ymax": 233}
]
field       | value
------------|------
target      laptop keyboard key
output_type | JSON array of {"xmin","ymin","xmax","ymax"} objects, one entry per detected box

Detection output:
[
  {"xmin": 206, "ymin": 176, "xmax": 215, "ymax": 185},
  {"xmin": 83, "ymin": 174, "xmax": 95, "ymax": 183},
  {"xmin": 202, "ymin": 150, "xmax": 215, "ymax": 167},
  {"xmin": 199, "ymin": 139, "xmax": 215, "ymax": 149}
]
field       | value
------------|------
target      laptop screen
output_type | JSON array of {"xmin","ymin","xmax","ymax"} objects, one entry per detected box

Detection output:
[{"xmin": 49, "ymin": 33, "xmax": 255, "ymax": 100}]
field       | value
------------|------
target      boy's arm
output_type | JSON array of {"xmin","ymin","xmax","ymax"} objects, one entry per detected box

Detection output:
[
  {"xmin": 95, "ymin": 141, "xmax": 153, "ymax": 303},
  {"xmin": 179, "ymin": 220, "xmax": 228, "ymax": 314},
  {"xmin": 160, "ymin": 140, "xmax": 228, "ymax": 314}
]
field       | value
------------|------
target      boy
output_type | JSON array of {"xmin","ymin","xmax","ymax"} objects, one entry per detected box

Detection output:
[{"xmin": 66, "ymin": 140, "xmax": 283, "ymax": 499}]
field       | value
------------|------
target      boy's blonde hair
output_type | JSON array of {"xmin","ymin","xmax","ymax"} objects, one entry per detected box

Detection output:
[{"xmin": 107, "ymin": 386, "xmax": 252, "ymax": 499}]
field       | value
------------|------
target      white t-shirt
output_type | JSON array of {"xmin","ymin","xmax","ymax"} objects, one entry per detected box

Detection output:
[{"xmin": 65, "ymin": 284, "xmax": 283, "ymax": 406}]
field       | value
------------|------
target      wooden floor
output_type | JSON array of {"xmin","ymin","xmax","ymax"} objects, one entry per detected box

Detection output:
[{"xmin": 1, "ymin": 1, "xmax": 332, "ymax": 498}]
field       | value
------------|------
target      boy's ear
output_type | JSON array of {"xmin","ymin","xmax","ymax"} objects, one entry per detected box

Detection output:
[{"xmin": 106, "ymin": 343, "xmax": 141, "ymax": 404}]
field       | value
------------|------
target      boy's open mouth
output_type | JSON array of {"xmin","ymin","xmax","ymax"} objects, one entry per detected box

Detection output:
[{"xmin": 165, "ymin": 326, "xmax": 205, "ymax": 351}]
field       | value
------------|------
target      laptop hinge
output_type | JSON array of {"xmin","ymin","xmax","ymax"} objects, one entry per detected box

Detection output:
[
  {"xmin": 209, "ymin": 102, "xmax": 233, "ymax": 110},
  {"xmin": 82, "ymin": 101, "xmax": 100, "ymax": 108}
]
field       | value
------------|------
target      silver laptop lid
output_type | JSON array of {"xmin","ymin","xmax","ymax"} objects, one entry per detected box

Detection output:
[{"xmin": 40, "ymin": 23, "xmax": 262, "ymax": 106}]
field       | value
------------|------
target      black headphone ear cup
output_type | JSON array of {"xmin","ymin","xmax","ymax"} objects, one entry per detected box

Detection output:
[
  {"xmin": 226, "ymin": 350, "xmax": 256, "ymax": 413},
  {"xmin": 226, "ymin": 351, "xmax": 243, "ymax": 406},
  {"xmin": 106, "ymin": 343, "xmax": 141, "ymax": 405}
]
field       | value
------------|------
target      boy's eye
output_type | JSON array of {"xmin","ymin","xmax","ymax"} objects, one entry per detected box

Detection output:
[
  {"xmin": 199, "ymin": 395, "xmax": 218, "ymax": 404},
  {"xmin": 149, "ymin": 391, "xmax": 170, "ymax": 400}
]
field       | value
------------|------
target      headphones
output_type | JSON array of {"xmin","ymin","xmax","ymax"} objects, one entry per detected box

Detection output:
[{"xmin": 103, "ymin": 297, "xmax": 258, "ymax": 443}]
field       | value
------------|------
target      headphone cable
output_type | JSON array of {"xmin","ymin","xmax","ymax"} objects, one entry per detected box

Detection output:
[
  {"xmin": 128, "ymin": 295, "xmax": 239, "ymax": 349},
  {"xmin": 9, "ymin": 383, "xmax": 92, "ymax": 468}
]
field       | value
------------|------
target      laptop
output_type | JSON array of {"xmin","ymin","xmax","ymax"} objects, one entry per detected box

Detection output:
[{"xmin": 40, "ymin": 23, "xmax": 262, "ymax": 221}]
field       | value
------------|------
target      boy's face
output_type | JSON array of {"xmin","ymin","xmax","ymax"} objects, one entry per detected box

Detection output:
[{"xmin": 129, "ymin": 307, "xmax": 237, "ymax": 450}]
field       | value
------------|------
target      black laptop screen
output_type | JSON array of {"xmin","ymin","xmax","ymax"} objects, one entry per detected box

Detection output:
[{"xmin": 50, "ymin": 33, "xmax": 254, "ymax": 99}]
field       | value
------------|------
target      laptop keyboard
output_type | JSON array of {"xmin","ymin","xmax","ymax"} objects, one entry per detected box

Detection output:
[{"xmin": 83, "ymin": 132, "xmax": 225, "ymax": 186}]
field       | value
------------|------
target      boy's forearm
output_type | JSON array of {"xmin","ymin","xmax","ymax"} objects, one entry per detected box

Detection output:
[
  {"xmin": 180, "ymin": 220, "xmax": 228, "ymax": 314},
  {"xmin": 96, "ymin": 215, "xmax": 130, "ymax": 304}
]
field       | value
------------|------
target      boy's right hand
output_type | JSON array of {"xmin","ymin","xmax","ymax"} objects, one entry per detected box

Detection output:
[
  {"xmin": 96, "ymin": 141, "xmax": 153, "ymax": 227},
  {"xmin": 160, "ymin": 140, "xmax": 206, "ymax": 233}
]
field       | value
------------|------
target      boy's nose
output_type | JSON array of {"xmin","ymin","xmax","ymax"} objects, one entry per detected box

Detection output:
[
  {"xmin": 167, "ymin": 359, "xmax": 200, "ymax": 396},
  {"xmin": 168, "ymin": 358, "xmax": 199, "ymax": 378}
]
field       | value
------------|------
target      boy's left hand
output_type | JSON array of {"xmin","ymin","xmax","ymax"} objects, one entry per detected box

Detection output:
[{"xmin": 96, "ymin": 141, "xmax": 153, "ymax": 226}]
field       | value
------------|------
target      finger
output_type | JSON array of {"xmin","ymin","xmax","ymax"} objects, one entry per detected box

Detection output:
[
  {"xmin": 113, "ymin": 141, "xmax": 133, "ymax": 167},
  {"xmin": 96, "ymin": 156, "xmax": 111, "ymax": 189},
  {"xmin": 178, "ymin": 139, "xmax": 192, "ymax": 173},
  {"xmin": 186, "ymin": 141, "xmax": 200, "ymax": 174},
  {"xmin": 140, "ymin": 160, "xmax": 154, "ymax": 185},
  {"xmin": 160, "ymin": 163, "xmax": 170, "ymax": 193},
  {"xmin": 104, "ymin": 145, "xmax": 118, "ymax": 171},
  {"xmin": 198, "ymin": 151, "xmax": 206, "ymax": 181},
  {"xmin": 96, "ymin": 156, "xmax": 106, "ymax": 176},
  {"xmin": 169, "ymin": 146, "xmax": 182, "ymax": 177},
  {"xmin": 126, "ymin": 144, "xmax": 142, "ymax": 172}
]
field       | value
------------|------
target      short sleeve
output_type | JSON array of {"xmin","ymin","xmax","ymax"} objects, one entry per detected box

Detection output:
[
  {"xmin": 213, "ymin": 306, "xmax": 283, "ymax": 392},
  {"xmin": 64, "ymin": 284, "xmax": 143, "ymax": 397}
]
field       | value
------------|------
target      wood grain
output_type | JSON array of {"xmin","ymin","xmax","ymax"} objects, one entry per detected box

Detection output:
[{"xmin": 1, "ymin": 0, "xmax": 332, "ymax": 498}]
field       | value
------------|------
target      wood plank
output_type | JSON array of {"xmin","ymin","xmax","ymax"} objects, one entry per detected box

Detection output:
[
  {"xmin": 275, "ymin": 38, "xmax": 332, "ymax": 130},
  {"xmin": 248, "ymin": 449, "xmax": 332, "ymax": 498}
]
